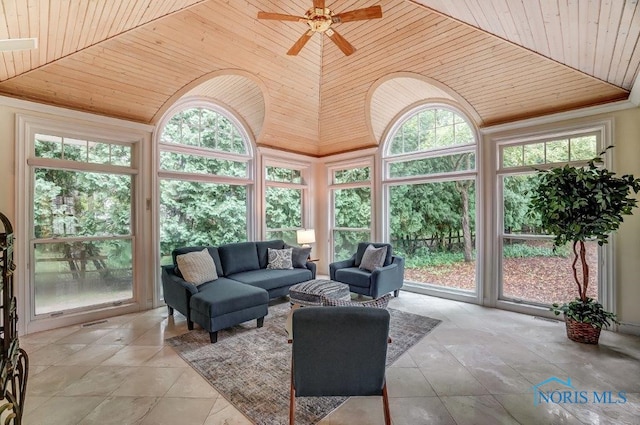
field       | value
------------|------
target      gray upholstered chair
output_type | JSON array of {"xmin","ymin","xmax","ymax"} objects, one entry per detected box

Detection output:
[
  {"xmin": 289, "ymin": 306, "xmax": 391, "ymax": 425},
  {"xmin": 329, "ymin": 242, "xmax": 404, "ymax": 298}
]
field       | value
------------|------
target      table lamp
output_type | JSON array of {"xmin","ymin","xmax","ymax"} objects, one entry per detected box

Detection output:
[{"xmin": 296, "ymin": 229, "xmax": 315, "ymax": 248}]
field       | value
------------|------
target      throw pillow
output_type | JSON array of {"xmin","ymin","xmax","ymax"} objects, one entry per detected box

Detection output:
[
  {"xmin": 267, "ymin": 248, "xmax": 293, "ymax": 270},
  {"xmin": 321, "ymin": 293, "xmax": 391, "ymax": 309},
  {"xmin": 285, "ymin": 243, "xmax": 311, "ymax": 268},
  {"xmin": 359, "ymin": 244, "xmax": 388, "ymax": 272},
  {"xmin": 176, "ymin": 248, "xmax": 218, "ymax": 286}
]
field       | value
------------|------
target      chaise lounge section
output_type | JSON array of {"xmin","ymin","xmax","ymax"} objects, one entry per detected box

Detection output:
[{"xmin": 162, "ymin": 240, "xmax": 316, "ymax": 342}]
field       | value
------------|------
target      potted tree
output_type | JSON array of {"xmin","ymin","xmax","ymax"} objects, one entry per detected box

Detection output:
[{"xmin": 529, "ymin": 147, "xmax": 640, "ymax": 344}]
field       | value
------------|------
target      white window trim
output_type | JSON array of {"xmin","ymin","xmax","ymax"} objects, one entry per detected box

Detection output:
[
  {"xmin": 16, "ymin": 114, "xmax": 148, "ymax": 335},
  {"xmin": 380, "ymin": 104, "xmax": 481, "ymax": 304},
  {"xmin": 492, "ymin": 119, "xmax": 615, "ymax": 319}
]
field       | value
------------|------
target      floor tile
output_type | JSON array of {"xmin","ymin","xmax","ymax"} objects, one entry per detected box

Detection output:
[
  {"xmin": 24, "ymin": 396, "xmax": 104, "ymax": 425},
  {"xmin": 440, "ymin": 395, "xmax": 521, "ymax": 425},
  {"xmin": 140, "ymin": 397, "xmax": 215, "ymax": 425},
  {"xmin": 76, "ymin": 396, "xmax": 160, "ymax": 425}
]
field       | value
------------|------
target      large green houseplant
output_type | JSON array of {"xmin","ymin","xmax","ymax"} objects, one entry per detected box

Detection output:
[{"xmin": 529, "ymin": 147, "xmax": 640, "ymax": 344}]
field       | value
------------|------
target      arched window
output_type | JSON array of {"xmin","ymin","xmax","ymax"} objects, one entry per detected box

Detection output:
[
  {"xmin": 382, "ymin": 105, "xmax": 478, "ymax": 299},
  {"xmin": 157, "ymin": 104, "xmax": 254, "ymax": 265}
]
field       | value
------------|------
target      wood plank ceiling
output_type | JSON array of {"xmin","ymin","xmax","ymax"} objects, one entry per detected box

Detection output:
[{"xmin": 0, "ymin": 0, "xmax": 637, "ymax": 156}]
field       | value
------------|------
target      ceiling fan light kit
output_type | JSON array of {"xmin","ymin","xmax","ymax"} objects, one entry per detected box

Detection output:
[
  {"xmin": 0, "ymin": 37, "xmax": 38, "ymax": 52},
  {"xmin": 257, "ymin": 1, "xmax": 382, "ymax": 56}
]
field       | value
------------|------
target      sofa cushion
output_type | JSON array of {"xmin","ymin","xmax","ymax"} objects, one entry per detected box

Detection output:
[
  {"xmin": 355, "ymin": 243, "xmax": 392, "ymax": 267},
  {"xmin": 334, "ymin": 267, "xmax": 373, "ymax": 288},
  {"xmin": 359, "ymin": 244, "xmax": 388, "ymax": 272},
  {"xmin": 229, "ymin": 268, "xmax": 313, "ymax": 291},
  {"xmin": 172, "ymin": 246, "xmax": 223, "ymax": 277},
  {"xmin": 190, "ymin": 279, "xmax": 268, "ymax": 317},
  {"xmin": 176, "ymin": 248, "xmax": 218, "ymax": 285},
  {"xmin": 267, "ymin": 248, "xmax": 293, "ymax": 270},
  {"xmin": 285, "ymin": 244, "xmax": 312, "ymax": 268},
  {"xmin": 218, "ymin": 242, "xmax": 259, "ymax": 276},
  {"xmin": 256, "ymin": 240, "xmax": 285, "ymax": 269}
]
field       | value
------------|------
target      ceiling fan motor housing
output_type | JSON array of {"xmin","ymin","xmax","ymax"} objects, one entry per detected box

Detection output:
[{"xmin": 306, "ymin": 8, "xmax": 333, "ymax": 32}]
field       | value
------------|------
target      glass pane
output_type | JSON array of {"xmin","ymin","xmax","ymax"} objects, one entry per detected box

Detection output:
[
  {"xmin": 523, "ymin": 142, "xmax": 545, "ymax": 165},
  {"xmin": 546, "ymin": 140, "xmax": 569, "ymax": 163},
  {"xmin": 502, "ymin": 146, "xmax": 523, "ymax": 168},
  {"xmin": 33, "ymin": 169, "xmax": 131, "ymax": 238},
  {"xmin": 88, "ymin": 141, "xmax": 111, "ymax": 165},
  {"xmin": 389, "ymin": 180, "xmax": 476, "ymax": 292},
  {"xmin": 502, "ymin": 174, "xmax": 548, "ymax": 235},
  {"xmin": 35, "ymin": 134, "xmax": 62, "ymax": 159},
  {"xmin": 389, "ymin": 152, "xmax": 475, "ymax": 177},
  {"xmin": 266, "ymin": 166, "xmax": 302, "ymax": 184},
  {"xmin": 265, "ymin": 187, "xmax": 302, "ymax": 229},
  {"xmin": 570, "ymin": 135, "xmax": 597, "ymax": 160},
  {"xmin": 334, "ymin": 187, "xmax": 371, "ymax": 228},
  {"xmin": 33, "ymin": 239, "xmax": 133, "ymax": 315},
  {"xmin": 333, "ymin": 167, "xmax": 370, "ymax": 184},
  {"xmin": 389, "ymin": 108, "xmax": 473, "ymax": 155},
  {"xmin": 159, "ymin": 179, "xmax": 247, "ymax": 261},
  {"xmin": 333, "ymin": 229, "xmax": 370, "ymax": 262},
  {"xmin": 110, "ymin": 144, "xmax": 132, "ymax": 166},
  {"xmin": 161, "ymin": 107, "xmax": 247, "ymax": 155},
  {"xmin": 501, "ymin": 239, "xmax": 598, "ymax": 305},
  {"xmin": 160, "ymin": 152, "xmax": 247, "ymax": 177},
  {"xmin": 63, "ymin": 137, "xmax": 87, "ymax": 161},
  {"xmin": 266, "ymin": 230, "xmax": 297, "ymax": 246}
]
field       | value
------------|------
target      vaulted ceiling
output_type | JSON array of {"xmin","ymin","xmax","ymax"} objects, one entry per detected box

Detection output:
[{"xmin": 1, "ymin": 0, "xmax": 638, "ymax": 156}]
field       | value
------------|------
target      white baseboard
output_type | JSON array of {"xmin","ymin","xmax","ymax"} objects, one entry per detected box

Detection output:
[{"xmin": 618, "ymin": 322, "xmax": 640, "ymax": 336}]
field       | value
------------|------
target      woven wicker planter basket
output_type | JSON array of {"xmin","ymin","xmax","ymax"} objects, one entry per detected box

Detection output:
[{"xmin": 565, "ymin": 317, "xmax": 601, "ymax": 344}]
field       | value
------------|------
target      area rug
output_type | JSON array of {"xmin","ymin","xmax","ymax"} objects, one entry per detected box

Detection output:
[{"xmin": 166, "ymin": 302, "xmax": 441, "ymax": 425}]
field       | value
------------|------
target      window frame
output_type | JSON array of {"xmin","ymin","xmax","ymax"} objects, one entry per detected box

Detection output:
[
  {"xmin": 381, "ymin": 103, "xmax": 480, "ymax": 304},
  {"xmin": 16, "ymin": 113, "xmax": 147, "ymax": 334},
  {"xmin": 327, "ymin": 158, "xmax": 374, "ymax": 262},
  {"xmin": 494, "ymin": 121, "xmax": 615, "ymax": 318}
]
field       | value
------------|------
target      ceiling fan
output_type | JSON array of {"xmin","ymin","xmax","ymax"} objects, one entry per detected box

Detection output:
[
  {"xmin": 0, "ymin": 38, "xmax": 38, "ymax": 52},
  {"xmin": 257, "ymin": 1, "xmax": 382, "ymax": 56}
]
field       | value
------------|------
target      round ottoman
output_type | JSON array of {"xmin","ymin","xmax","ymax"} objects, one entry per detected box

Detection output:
[{"xmin": 289, "ymin": 279, "xmax": 351, "ymax": 306}]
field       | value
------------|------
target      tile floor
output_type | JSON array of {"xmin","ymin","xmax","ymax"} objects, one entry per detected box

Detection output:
[{"xmin": 20, "ymin": 291, "xmax": 640, "ymax": 425}]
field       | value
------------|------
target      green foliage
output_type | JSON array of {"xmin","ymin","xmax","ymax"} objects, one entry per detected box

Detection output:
[
  {"xmin": 502, "ymin": 242, "xmax": 568, "ymax": 258},
  {"xmin": 551, "ymin": 298, "xmax": 619, "ymax": 329},
  {"xmin": 529, "ymin": 149, "xmax": 640, "ymax": 248}
]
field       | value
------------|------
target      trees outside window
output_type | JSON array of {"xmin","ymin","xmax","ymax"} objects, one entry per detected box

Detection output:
[
  {"xmin": 158, "ymin": 105, "xmax": 253, "ymax": 265},
  {"xmin": 265, "ymin": 164, "xmax": 307, "ymax": 245},
  {"xmin": 329, "ymin": 163, "xmax": 372, "ymax": 262},
  {"xmin": 382, "ymin": 106, "xmax": 477, "ymax": 294},
  {"xmin": 498, "ymin": 132, "xmax": 601, "ymax": 305},
  {"xmin": 30, "ymin": 133, "xmax": 136, "ymax": 315}
]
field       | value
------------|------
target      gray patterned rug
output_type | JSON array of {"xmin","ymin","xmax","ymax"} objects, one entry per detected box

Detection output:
[{"xmin": 166, "ymin": 301, "xmax": 441, "ymax": 425}]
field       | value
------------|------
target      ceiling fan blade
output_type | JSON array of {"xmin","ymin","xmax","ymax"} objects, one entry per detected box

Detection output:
[
  {"xmin": 326, "ymin": 29, "xmax": 355, "ymax": 56},
  {"xmin": 287, "ymin": 30, "xmax": 314, "ymax": 56},
  {"xmin": 313, "ymin": 0, "xmax": 325, "ymax": 10},
  {"xmin": 257, "ymin": 11, "xmax": 305, "ymax": 22},
  {"xmin": 332, "ymin": 5, "xmax": 382, "ymax": 23},
  {"xmin": 0, "ymin": 37, "xmax": 38, "ymax": 52}
]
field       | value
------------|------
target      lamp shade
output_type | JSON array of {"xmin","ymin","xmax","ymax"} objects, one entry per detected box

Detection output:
[{"xmin": 296, "ymin": 229, "xmax": 316, "ymax": 245}]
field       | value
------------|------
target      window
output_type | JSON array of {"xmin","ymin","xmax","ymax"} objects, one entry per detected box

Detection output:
[
  {"xmin": 264, "ymin": 164, "xmax": 308, "ymax": 244},
  {"xmin": 158, "ymin": 105, "xmax": 254, "ymax": 266},
  {"xmin": 382, "ymin": 106, "xmax": 477, "ymax": 296},
  {"xmin": 329, "ymin": 163, "xmax": 372, "ymax": 261},
  {"xmin": 498, "ymin": 131, "xmax": 601, "ymax": 306},
  {"xmin": 23, "ymin": 123, "xmax": 139, "ymax": 319}
]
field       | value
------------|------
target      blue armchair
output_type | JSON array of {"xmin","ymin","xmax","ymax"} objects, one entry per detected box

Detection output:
[{"xmin": 329, "ymin": 242, "xmax": 404, "ymax": 298}]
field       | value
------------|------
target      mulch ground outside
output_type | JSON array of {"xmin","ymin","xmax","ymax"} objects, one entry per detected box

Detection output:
[{"xmin": 404, "ymin": 250, "xmax": 598, "ymax": 305}]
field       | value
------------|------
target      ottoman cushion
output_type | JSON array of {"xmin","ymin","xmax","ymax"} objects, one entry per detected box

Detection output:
[
  {"xmin": 190, "ymin": 279, "xmax": 268, "ymax": 317},
  {"xmin": 289, "ymin": 279, "xmax": 351, "ymax": 306}
]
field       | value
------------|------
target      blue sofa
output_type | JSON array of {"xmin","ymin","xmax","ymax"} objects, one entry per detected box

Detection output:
[{"xmin": 161, "ymin": 240, "xmax": 316, "ymax": 342}]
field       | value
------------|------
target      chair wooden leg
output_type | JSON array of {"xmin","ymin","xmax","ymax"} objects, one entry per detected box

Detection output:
[
  {"xmin": 209, "ymin": 331, "xmax": 218, "ymax": 343},
  {"xmin": 257, "ymin": 317, "xmax": 264, "ymax": 328},
  {"xmin": 167, "ymin": 305, "xmax": 174, "ymax": 315},
  {"xmin": 289, "ymin": 364, "xmax": 296, "ymax": 425},
  {"xmin": 393, "ymin": 289, "xmax": 400, "ymax": 297},
  {"xmin": 382, "ymin": 382, "xmax": 391, "ymax": 425}
]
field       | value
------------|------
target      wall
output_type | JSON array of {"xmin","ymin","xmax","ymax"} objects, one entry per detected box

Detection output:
[{"xmin": 0, "ymin": 104, "xmax": 16, "ymax": 224}]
